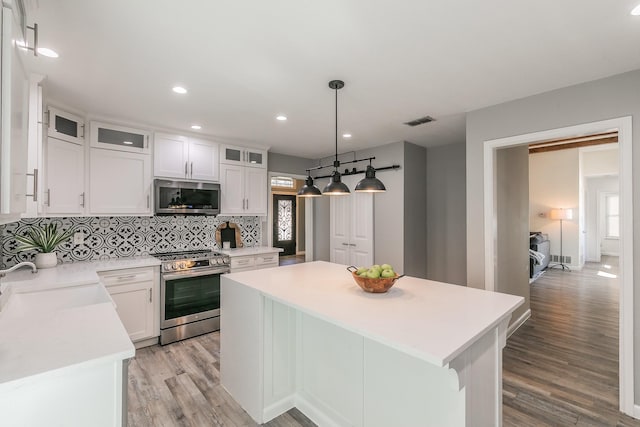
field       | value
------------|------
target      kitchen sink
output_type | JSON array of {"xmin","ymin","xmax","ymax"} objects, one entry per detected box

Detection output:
[{"xmin": 1, "ymin": 283, "xmax": 114, "ymax": 318}]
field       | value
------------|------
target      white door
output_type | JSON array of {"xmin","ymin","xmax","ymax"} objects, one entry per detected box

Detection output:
[
  {"xmin": 153, "ymin": 133, "xmax": 189, "ymax": 179},
  {"xmin": 89, "ymin": 149, "xmax": 151, "ymax": 215},
  {"xmin": 188, "ymin": 138, "xmax": 219, "ymax": 181},
  {"xmin": 330, "ymin": 176, "xmax": 374, "ymax": 266},
  {"xmin": 45, "ymin": 138, "xmax": 84, "ymax": 214},
  {"xmin": 245, "ymin": 167, "xmax": 267, "ymax": 215},
  {"xmin": 220, "ymin": 164, "xmax": 245, "ymax": 214}
]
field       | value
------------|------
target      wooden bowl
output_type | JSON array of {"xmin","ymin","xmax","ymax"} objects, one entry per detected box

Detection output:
[{"xmin": 347, "ymin": 266, "xmax": 403, "ymax": 293}]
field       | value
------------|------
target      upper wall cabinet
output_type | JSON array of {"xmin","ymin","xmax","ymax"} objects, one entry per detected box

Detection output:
[
  {"xmin": 0, "ymin": 2, "xmax": 29, "ymax": 223},
  {"xmin": 90, "ymin": 121, "xmax": 151, "ymax": 155},
  {"xmin": 220, "ymin": 144, "xmax": 267, "ymax": 169},
  {"xmin": 154, "ymin": 133, "xmax": 219, "ymax": 182},
  {"xmin": 47, "ymin": 107, "xmax": 85, "ymax": 145}
]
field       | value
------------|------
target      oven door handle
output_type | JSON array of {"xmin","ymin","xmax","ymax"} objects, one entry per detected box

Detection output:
[{"xmin": 162, "ymin": 268, "xmax": 229, "ymax": 280}]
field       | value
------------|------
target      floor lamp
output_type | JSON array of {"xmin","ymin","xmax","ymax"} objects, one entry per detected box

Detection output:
[{"xmin": 549, "ymin": 208, "xmax": 573, "ymax": 271}]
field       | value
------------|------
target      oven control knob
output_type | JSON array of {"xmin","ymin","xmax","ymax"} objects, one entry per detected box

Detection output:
[{"xmin": 216, "ymin": 258, "xmax": 222, "ymax": 265}]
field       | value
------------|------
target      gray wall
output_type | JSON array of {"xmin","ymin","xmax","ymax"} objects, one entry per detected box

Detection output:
[
  {"xmin": 425, "ymin": 142, "xmax": 467, "ymax": 285},
  {"xmin": 466, "ymin": 69, "xmax": 640, "ymax": 403},
  {"xmin": 403, "ymin": 142, "xmax": 427, "ymax": 278},
  {"xmin": 268, "ymin": 152, "xmax": 317, "ymax": 175},
  {"xmin": 496, "ymin": 146, "xmax": 530, "ymax": 324}
]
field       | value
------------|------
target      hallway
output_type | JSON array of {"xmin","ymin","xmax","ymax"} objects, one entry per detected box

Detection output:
[{"xmin": 503, "ymin": 257, "xmax": 639, "ymax": 425}]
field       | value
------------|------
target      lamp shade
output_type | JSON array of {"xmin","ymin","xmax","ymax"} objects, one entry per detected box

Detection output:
[
  {"xmin": 355, "ymin": 165, "xmax": 386, "ymax": 193},
  {"xmin": 549, "ymin": 208, "xmax": 573, "ymax": 220},
  {"xmin": 297, "ymin": 176, "xmax": 322, "ymax": 197},
  {"xmin": 323, "ymin": 171, "xmax": 350, "ymax": 195}
]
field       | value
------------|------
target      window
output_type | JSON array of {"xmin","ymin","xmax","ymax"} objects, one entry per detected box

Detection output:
[
  {"xmin": 605, "ymin": 194, "xmax": 619, "ymax": 238},
  {"xmin": 270, "ymin": 176, "xmax": 294, "ymax": 188}
]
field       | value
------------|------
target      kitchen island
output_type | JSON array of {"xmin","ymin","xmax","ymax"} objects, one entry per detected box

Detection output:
[{"xmin": 221, "ymin": 261, "xmax": 523, "ymax": 427}]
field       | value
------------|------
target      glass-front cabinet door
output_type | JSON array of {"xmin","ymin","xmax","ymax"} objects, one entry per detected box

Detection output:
[
  {"xmin": 90, "ymin": 121, "xmax": 151, "ymax": 154},
  {"xmin": 220, "ymin": 144, "xmax": 267, "ymax": 168},
  {"xmin": 47, "ymin": 107, "xmax": 85, "ymax": 145}
]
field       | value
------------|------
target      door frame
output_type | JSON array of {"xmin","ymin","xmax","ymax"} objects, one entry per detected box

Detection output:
[
  {"xmin": 482, "ymin": 116, "xmax": 634, "ymax": 416},
  {"xmin": 267, "ymin": 171, "xmax": 313, "ymax": 260}
]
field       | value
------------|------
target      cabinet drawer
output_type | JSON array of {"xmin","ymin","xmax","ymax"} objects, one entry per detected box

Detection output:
[
  {"xmin": 99, "ymin": 267, "xmax": 155, "ymax": 287},
  {"xmin": 230, "ymin": 256, "xmax": 255, "ymax": 270},
  {"xmin": 256, "ymin": 254, "xmax": 279, "ymax": 267}
]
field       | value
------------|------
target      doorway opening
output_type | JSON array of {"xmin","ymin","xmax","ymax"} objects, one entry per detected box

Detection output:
[
  {"xmin": 483, "ymin": 117, "xmax": 634, "ymax": 417},
  {"xmin": 268, "ymin": 173, "xmax": 310, "ymax": 265}
]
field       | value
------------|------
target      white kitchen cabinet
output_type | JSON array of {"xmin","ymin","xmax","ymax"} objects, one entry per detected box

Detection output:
[
  {"xmin": 220, "ymin": 163, "xmax": 267, "ymax": 216},
  {"xmin": 90, "ymin": 121, "xmax": 151, "ymax": 154},
  {"xmin": 228, "ymin": 252, "xmax": 279, "ymax": 273},
  {"xmin": 47, "ymin": 106, "xmax": 85, "ymax": 145},
  {"xmin": 99, "ymin": 267, "xmax": 160, "ymax": 346},
  {"xmin": 44, "ymin": 137, "xmax": 85, "ymax": 214},
  {"xmin": 89, "ymin": 148, "xmax": 152, "ymax": 215},
  {"xmin": 0, "ymin": 2, "xmax": 29, "ymax": 223},
  {"xmin": 220, "ymin": 144, "xmax": 267, "ymax": 169},
  {"xmin": 154, "ymin": 133, "xmax": 219, "ymax": 181},
  {"xmin": 330, "ymin": 176, "xmax": 374, "ymax": 266}
]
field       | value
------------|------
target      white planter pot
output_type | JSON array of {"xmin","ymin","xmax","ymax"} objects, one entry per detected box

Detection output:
[{"xmin": 35, "ymin": 252, "xmax": 58, "ymax": 269}]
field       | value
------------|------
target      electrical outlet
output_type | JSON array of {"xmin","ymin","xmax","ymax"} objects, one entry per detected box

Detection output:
[{"xmin": 73, "ymin": 232, "xmax": 85, "ymax": 245}]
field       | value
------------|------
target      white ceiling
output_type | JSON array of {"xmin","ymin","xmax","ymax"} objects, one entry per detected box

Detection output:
[{"xmin": 23, "ymin": 0, "xmax": 640, "ymax": 159}]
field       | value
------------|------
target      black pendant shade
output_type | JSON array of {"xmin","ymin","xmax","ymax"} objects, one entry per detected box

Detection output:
[
  {"xmin": 297, "ymin": 176, "xmax": 323, "ymax": 197},
  {"xmin": 355, "ymin": 165, "xmax": 386, "ymax": 193},
  {"xmin": 323, "ymin": 171, "xmax": 350, "ymax": 195}
]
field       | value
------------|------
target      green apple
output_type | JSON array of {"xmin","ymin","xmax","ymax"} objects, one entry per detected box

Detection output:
[
  {"xmin": 358, "ymin": 271, "xmax": 368, "ymax": 277},
  {"xmin": 367, "ymin": 269, "xmax": 381, "ymax": 279},
  {"xmin": 381, "ymin": 269, "xmax": 395, "ymax": 278},
  {"xmin": 381, "ymin": 263, "xmax": 393, "ymax": 271},
  {"xmin": 356, "ymin": 267, "xmax": 368, "ymax": 275},
  {"xmin": 371, "ymin": 264, "xmax": 382, "ymax": 271}
]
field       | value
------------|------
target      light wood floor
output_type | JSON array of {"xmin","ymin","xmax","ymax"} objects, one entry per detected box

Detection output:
[
  {"xmin": 503, "ymin": 257, "xmax": 640, "ymax": 426},
  {"xmin": 128, "ymin": 257, "xmax": 640, "ymax": 426}
]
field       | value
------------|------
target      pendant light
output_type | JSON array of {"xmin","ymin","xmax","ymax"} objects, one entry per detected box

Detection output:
[
  {"xmin": 297, "ymin": 174, "xmax": 323, "ymax": 197},
  {"xmin": 355, "ymin": 160, "xmax": 387, "ymax": 193},
  {"xmin": 322, "ymin": 80, "xmax": 350, "ymax": 196}
]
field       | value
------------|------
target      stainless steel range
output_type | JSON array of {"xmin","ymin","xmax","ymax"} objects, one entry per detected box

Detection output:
[{"xmin": 154, "ymin": 249, "xmax": 230, "ymax": 345}]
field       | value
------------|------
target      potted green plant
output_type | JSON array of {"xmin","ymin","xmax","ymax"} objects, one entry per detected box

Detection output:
[{"xmin": 13, "ymin": 224, "xmax": 75, "ymax": 268}]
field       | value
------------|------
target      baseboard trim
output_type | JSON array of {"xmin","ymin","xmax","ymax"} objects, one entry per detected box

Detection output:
[
  {"xmin": 263, "ymin": 395, "xmax": 295, "ymax": 423},
  {"xmin": 295, "ymin": 395, "xmax": 343, "ymax": 427},
  {"xmin": 507, "ymin": 309, "xmax": 531, "ymax": 338}
]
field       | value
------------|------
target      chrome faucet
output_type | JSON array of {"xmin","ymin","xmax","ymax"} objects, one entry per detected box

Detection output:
[{"xmin": 0, "ymin": 261, "xmax": 38, "ymax": 278}]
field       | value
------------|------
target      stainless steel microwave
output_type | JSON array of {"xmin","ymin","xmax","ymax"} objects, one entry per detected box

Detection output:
[{"xmin": 154, "ymin": 179, "xmax": 220, "ymax": 216}]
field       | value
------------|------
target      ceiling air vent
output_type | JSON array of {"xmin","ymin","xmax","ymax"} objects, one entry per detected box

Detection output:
[{"xmin": 403, "ymin": 115, "xmax": 435, "ymax": 127}]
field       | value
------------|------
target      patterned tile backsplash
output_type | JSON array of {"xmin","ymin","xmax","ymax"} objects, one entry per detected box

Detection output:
[{"xmin": 1, "ymin": 216, "xmax": 262, "ymax": 268}]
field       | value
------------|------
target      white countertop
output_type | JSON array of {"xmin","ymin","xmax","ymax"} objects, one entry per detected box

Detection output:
[
  {"xmin": 0, "ymin": 257, "xmax": 157, "ymax": 392},
  {"xmin": 1, "ymin": 255, "xmax": 160, "ymax": 291},
  {"xmin": 218, "ymin": 246, "xmax": 284, "ymax": 257},
  {"xmin": 224, "ymin": 261, "xmax": 524, "ymax": 367}
]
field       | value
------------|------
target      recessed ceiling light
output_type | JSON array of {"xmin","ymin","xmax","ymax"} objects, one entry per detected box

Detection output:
[
  {"xmin": 632, "ymin": 4, "xmax": 640, "ymax": 15},
  {"xmin": 123, "ymin": 141, "xmax": 133, "ymax": 145},
  {"xmin": 172, "ymin": 86, "xmax": 187, "ymax": 94},
  {"xmin": 276, "ymin": 115, "xmax": 287, "ymax": 121},
  {"xmin": 343, "ymin": 133, "xmax": 352, "ymax": 138},
  {"xmin": 37, "ymin": 47, "xmax": 58, "ymax": 58},
  {"xmin": 191, "ymin": 124, "xmax": 202, "ymax": 130}
]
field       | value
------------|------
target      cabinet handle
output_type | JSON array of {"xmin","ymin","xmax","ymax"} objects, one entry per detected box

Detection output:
[
  {"xmin": 145, "ymin": 135, "xmax": 149, "ymax": 149},
  {"xmin": 246, "ymin": 199, "xmax": 249, "ymax": 210},
  {"xmin": 26, "ymin": 169, "xmax": 38, "ymax": 201},
  {"xmin": 80, "ymin": 192, "xmax": 85, "ymax": 207},
  {"xmin": 185, "ymin": 161, "xmax": 188, "ymax": 178},
  {"xmin": 349, "ymin": 243, "xmax": 356, "ymax": 247},
  {"xmin": 191, "ymin": 162, "xmax": 193, "ymax": 178},
  {"xmin": 80, "ymin": 124, "xmax": 85, "ymax": 138},
  {"xmin": 342, "ymin": 242, "xmax": 349, "ymax": 246},
  {"xmin": 147, "ymin": 194, "xmax": 150, "ymax": 209},
  {"xmin": 116, "ymin": 275, "xmax": 136, "ymax": 281},
  {"xmin": 26, "ymin": 23, "xmax": 38, "ymax": 57},
  {"xmin": 149, "ymin": 288, "xmax": 152, "ymax": 303},
  {"xmin": 46, "ymin": 189, "xmax": 51, "ymax": 207}
]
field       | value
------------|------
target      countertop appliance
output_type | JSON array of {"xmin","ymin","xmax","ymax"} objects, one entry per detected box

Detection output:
[
  {"xmin": 154, "ymin": 249, "xmax": 230, "ymax": 345},
  {"xmin": 154, "ymin": 179, "xmax": 220, "ymax": 216}
]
